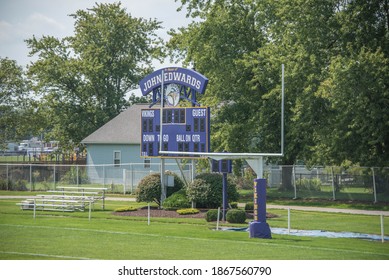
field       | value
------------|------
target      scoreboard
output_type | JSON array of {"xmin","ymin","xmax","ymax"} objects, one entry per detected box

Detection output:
[{"xmin": 141, "ymin": 107, "xmax": 210, "ymax": 158}]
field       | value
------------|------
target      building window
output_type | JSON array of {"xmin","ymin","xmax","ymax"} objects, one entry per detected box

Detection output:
[{"xmin": 114, "ymin": 151, "xmax": 121, "ymax": 167}]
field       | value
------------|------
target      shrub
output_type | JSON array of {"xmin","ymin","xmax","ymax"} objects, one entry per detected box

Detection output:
[
  {"xmin": 114, "ymin": 206, "xmax": 137, "ymax": 212},
  {"xmin": 0, "ymin": 179, "xmax": 27, "ymax": 191},
  {"xmin": 60, "ymin": 166, "xmax": 89, "ymax": 185},
  {"xmin": 186, "ymin": 178, "xmax": 210, "ymax": 206},
  {"xmin": 190, "ymin": 173, "xmax": 239, "ymax": 208},
  {"xmin": 244, "ymin": 202, "xmax": 254, "ymax": 211},
  {"xmin": 229, "ymin": 202, "xmax": 238, "ymax": 209},
  {"xmin": 226, "ymin": 209, "xmax": 247, "ymax": 224},
  {"xmin": 0, "ymin": 179, "xmax": 12, "ymax": 190},
  {"xmin": 296, "ymin": 178, "xmax": 321, "ymax": 191},
  {"xmin": 162, "ymin": 190, "xmax": 191, "ymax": 210},
  {"xmin": 135, "ymin": 172, "xmax": 185, "ymax": 206},
  {"xmin": 14, "ymin": 180, "xmax": 28, "ymax": 191},
  {"xmin": 135, "ymin": 173, "xmax": 161, "ymax": 204},
  {"xmin": 205, "ymin": 209, "xmax": 222, "ymax": 222},
  {"xmin": 176, "ymin": 208, "xmax": 200, "ymax": 215}
]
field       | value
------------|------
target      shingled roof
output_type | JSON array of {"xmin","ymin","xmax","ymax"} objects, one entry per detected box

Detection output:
[{"xmin": 82, "ymin": 104, "xmax": 150, "ymax": 145}]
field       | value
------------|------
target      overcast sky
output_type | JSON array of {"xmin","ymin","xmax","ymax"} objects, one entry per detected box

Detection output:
[{"xmin": 0, "ymin": 0, "xmax": 192, "ymax": 69}]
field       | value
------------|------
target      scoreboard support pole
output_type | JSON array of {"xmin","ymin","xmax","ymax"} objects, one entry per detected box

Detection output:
[
  {"xmin": 160, "ymin": 158, "xmax": 166, "ymax": 205},
  {"xmin": 222, "ymin": 172, "xmax": 228, "ymax": 222},
  {"xmin": 246, "ymin": 157, "xmax": 272, "ymax": 239},
  {"xmin": 159, "ymin": 70, "xmax": 166, "ymax": 206}
]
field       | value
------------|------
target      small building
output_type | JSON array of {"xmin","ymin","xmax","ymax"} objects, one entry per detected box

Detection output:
[
  {"xmin": 82, "ymin": 104, "xmax": 151, "ymax": 167},
  {"xmin": 81, "ymin": 104, "xmax": 191, "ymax": 190}
]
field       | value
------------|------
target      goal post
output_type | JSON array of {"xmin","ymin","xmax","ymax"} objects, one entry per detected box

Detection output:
[{"xmin": 159, "ymin": 64, "xmax": 285, "ymax": 178}]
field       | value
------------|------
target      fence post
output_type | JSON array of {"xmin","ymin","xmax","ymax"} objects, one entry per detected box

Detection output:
[
  {"xmin": 293, "ymin": 165, "xmax": 297, "ymax": 199},
  {"xmin": 29, "ymin": 164, "xmax": 32, "ymax": 191},
  {"xmin": 288, "ymin": 208, "xmax": 291, "ymax": 234},
  {"xmin": 381, "ymin": 215, "xmax": 384, "ymax": 243},
  {"xmin": 331, "ymin": 166, "xmax": 336, "ymax": 200},
  {"xmin": 371, "ymin": 167, "xmax": 377, "ymax": 203},
  {"xmin": 131, "ymin": 164, "xmax": 134, "ymax": 193},
  {"xmin": 76, "ymin": 164, "xmax": 79, "ymax": 187},
  {"xmin": 89, "ymin": 200, "xmax": 92, "ymax": 222},
  {"xmin": 191, "ymin": 159, "xmax": 195, "ymax": 182},
  {"xmin": 123, "ymin": 168, "xmax": 126, "ymax": 195},
  {"xmin": 53, "ymin": 165, "xmax": 56, "ymax": 190},
  {"xmin": 6, "ymin": 164, "xmax": 9, "ymax": 191},
  {"xmin": 103, "ymin": 165, "xmax": 105, "ymax": 188}
]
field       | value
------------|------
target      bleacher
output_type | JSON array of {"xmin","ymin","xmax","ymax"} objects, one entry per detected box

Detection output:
[{"xmin": 17, "ymin": 186, "xmax": 108, "ymax": 212}]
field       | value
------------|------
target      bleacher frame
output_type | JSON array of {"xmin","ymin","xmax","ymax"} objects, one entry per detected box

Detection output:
[{"xmin": 17, "ymin": 186, "xmax": 108, "ymax": 214}]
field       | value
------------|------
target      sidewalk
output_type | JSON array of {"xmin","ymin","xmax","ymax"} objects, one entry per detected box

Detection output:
[
  {"xmin": 2, "ymin": 195, "xmax": 388, "ymax": 216},
  {"xmin": 266, "ymin": 204, "xmax": 389, "ymax": 216}
]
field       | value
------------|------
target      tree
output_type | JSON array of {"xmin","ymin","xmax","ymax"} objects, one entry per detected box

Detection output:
[
  {"xmin": 170, "ymin": 0, "xmax": 389, "ymax": 173},
  {"xmin": 168, "ymin": 0, "xmax": 389, "ymax": 192},
  {"xmin": 26, "ymin": 2, "xmax": 164, "ymax": 147},
  {"xmin": 169, "ymin": 0, "xmax": 266, "ymax": 155},
  {"xmin": 315, "ymin": 48, "xmax": 389, "ymax": 166},
  {"xmin": 0, "ymin": 57, "xmax": 37, "ymax": 147}
]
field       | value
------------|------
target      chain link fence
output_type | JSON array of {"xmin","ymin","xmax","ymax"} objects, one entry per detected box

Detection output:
[
  {"xmin": 266, "ymin": 165, "xmax": 389, "ymax": 203},
  {"xmin": 1, "ymin": 163, "xmax": 388, "ymax": 202},
  {"xmin": 0, "ymin": 162, "xmax": 193, "ymax": 194}
]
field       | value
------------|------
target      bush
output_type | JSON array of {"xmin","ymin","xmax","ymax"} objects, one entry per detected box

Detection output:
[
  {"xmin": 205, "ymin": 209, "xmax": 222, "ymax": 222},
  {"xmin": 190, "ymin": 173, "xmax": 239, "ymax": 208},
  {"xmin": 0, "ymin": 179, "xmax": 27, "ymax": 191},
  {"xmin": 244, "ymin": 202, "xmax": 254, "ymax": 211},
  {"xmin": 14, "ymin": 180, "xmax": 28, "ymax": 191},
  {"xmin": 226, "ymin": 209, "xmax": 247, "ymax": 224},
  {"xmin": 60, "ymin": 166, "xmax": 89, "ymax": 185},
  {"xmin": 0, "ymin": 179, "xmax": 12, "ymax": 190},
  {"xmin": 135, "ymin": 173, "xmax": 161, "ymax": 204},
  {"xmin": 135, "ymin": 172, "xmax": 185, "ymax": 206},
  {"xmin": 114, "ymin": 206, "xmax": 137, "ymax": 212},
  {"xmin": 296, "ymin": 178, "xmax": 321, "ymax": 191},
  {"xmin": 186, "ymin": 178, "xmax": 210, "ymax": 206},
  {"xmin": 229, "ymin": 202, "xmax": 238, "ymax": 209},
  {"xmin": 176, "ymin": 208, "xmax": 200, "ymax": 215},
  {"xmin": 162, "ymin": 190, "xmax": 191, "ymax": 210}
]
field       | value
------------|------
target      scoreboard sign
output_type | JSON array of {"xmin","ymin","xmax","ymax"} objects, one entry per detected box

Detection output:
[{"xmin": 141, "ymin": 107, "xmax": 210, "ymax": 158}]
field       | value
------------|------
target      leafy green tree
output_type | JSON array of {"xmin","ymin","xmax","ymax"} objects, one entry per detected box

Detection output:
[
  {"xmin": 0, "ymin": 58, "xmax": 39, "ymax": 147},
  {"xmin": 26, "ymin": 2, "xmax": 164, "ymax": 147},
  {"xmin": 171, "ymin": 0, "xmax": 389, "ymax": 175},
  {"xmin": 169, "ymin": 0, "xmax": 265, "ymax": 155},
  {"xmin": 315, "ymin": 48, "xmax": 389, "ymax": 166}
]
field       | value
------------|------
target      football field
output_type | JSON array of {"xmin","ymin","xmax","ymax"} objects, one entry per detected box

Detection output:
[{"xmin": 1, "ymin": 198, "xmax": 388, "ymax": 260}]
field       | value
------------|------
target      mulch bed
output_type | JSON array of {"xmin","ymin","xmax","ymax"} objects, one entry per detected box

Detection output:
[
  {"xmin": 113, "ymin": 207, "xmax": 278, "ymax": 219},
  {"xmin": 113, "ymin": 207, "xmax": 206, "ymax": 219}
]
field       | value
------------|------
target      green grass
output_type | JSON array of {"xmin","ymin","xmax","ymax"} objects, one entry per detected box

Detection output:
[
  {"xmin": 0, "ymin": 197, "xmax": 388, "ymax": 260},
  {"xmin": 238, "ymin": 188, "xmax": 389, "ymax": 210}
]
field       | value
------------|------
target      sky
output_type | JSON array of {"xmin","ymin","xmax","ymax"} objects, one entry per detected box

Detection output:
[{"xmin": 0, "ymin": 0, "xmax": 193, "ymax": 69}]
